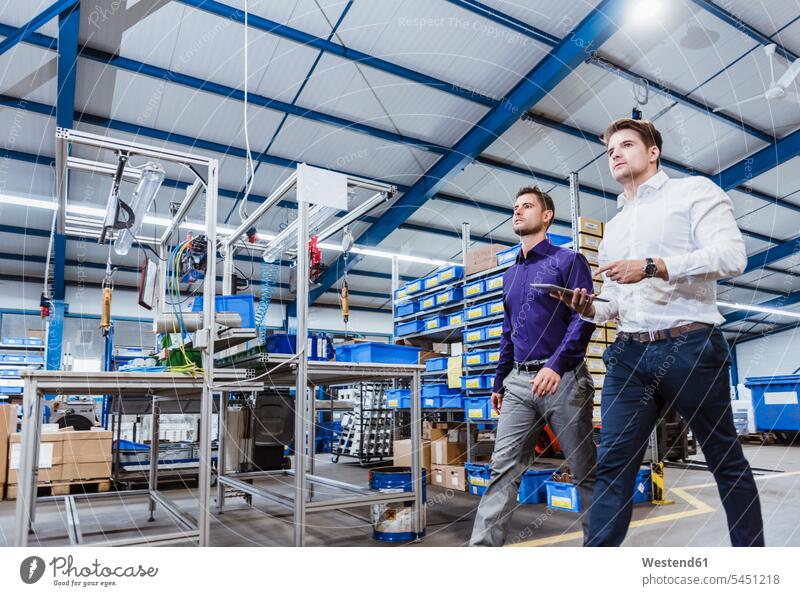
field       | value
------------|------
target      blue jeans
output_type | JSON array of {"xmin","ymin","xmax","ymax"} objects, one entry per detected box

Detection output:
[{"xmin": 587, "ymin": 327, "xmax": 764, "ymax": 547}]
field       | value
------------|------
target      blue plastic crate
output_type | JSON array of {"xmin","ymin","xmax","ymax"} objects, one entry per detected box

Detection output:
[
  {"xmin": 0, "ymin": 354, "xmax": 25, "ymax": 363},
  {"xmin": 462, "ymin": 375, "xmax": 491, "ymax": 390},
  {"xmin": 2, "ymin": 337, "xmax": 25, "ymax": 345},
  {"xmin": 518, "ymin": 469, "xmax": 559, "ymax": 504},
  {"xmin": 545, "ymin": 481, "xmax": 581, "ymax": 512},
  {"xmin": 486, "ymin": 350, "xmax": 500, "ymax": 364},
  {"xmin": 465, "ymin": 463, "xmax": 491, "ymax": 496},
  {"xmin": 336, "ymin": 342, "xmax": 421, "ymax": 365},
  {"xmin": 0, "ymin": 386, "xmax": 23, "ymax": 394},
  {"xmin": 437, "ymin": 265, "xmax": 464, "ymax": 284},
  {"xmin": 422, "ymin": 315, "xmax": 447, "ymax": 331},
  {"xmin": 0, "ymin": 369, "xmax": 20, "ymax": 377},
  {"xmin": 633, "ymin": 466, "xmax": 652, "ymax": 504},
  {"xmin": 394, "ymin": 286, "xmax": 409, "ymax": 301},
  {"xmin": 421, "ymin": 384, "xmax": 461, "ymax": 398},
  {"xmin": 441, "ymin": 394, "xmax": 464, "ymax": 409},
  {"xmin": 485, "ymin": 323, "xmax": 504, "ymax": 340},
  {"xmin": 463, "ymin": 351, "xmax": 487, "ymax": 367},
  {"xmin": 386, "ymin": 389, "xmax": 410, "ymax": 409},
  {"xmin": 395, "ymin": 320, "xmax": 424, "ymax": 336},
  {"xmin": 464, "ymin": 396, "xmax": 499, "ymax": 420},
  {"xmin": 419, "ymin": 294, "xmax": 438, "ymax": 310},
  {"xmin": 447, "ymin": 312, "xmax": 464, "ymax": 327},
  {"xmin": 463, "ymin": 326, "xmax": 487, "ymax": 344},
  {"xmin": 435, "ymin": 287, "xmax": 463, "ymax": 305},
  {"xmin": 395, "ymin": 301, "xmax": 419, "ymax": 317},
  {"xmin": 497, "ymin": 244, "xmax": 521, "ymax": 266},
  {"xmin": 485, "ymin": 274, "xmax": 504, "ymax": 292},
  {"xmin": 464, "ymin": 304, "xmax": 488, "ymax": 321},
  {"xmin": 405, "ymin": 279, "xmax": 424, "ymax": 295},
  {"xmin": 744, "ymin": 375, "xmax": 800, "ymax": 432},
  {"xmin": 192, "ymin": 294, "xmax": 255, "ymax": 328},
  {"xmin": 266, "ymin": 334, "xmax": 332, "ymax": 360},
  {"xmin": 423, "ymin": 275, "xmax": 440, "ymax": 290},
  {"xmin": 422, "ymin": 396, "xmax": 442, "ymax": 408},
  {"xmin": 486, "ymin": 300, "xmax": 504, "ymax": 317},
  {"xmin": 463, "ymin": 280, "xmax": 485, "ymax": 298},
  {"xmin": 23, "ymin": 354, "xmax": 44, "ymax": 364},
  {"xmin": 425, "ymin": 357, "xmax": 449, "ymax": 372}
]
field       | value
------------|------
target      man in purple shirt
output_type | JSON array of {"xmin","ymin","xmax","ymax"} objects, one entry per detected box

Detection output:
[{"xmin": 470, "ymin": 186, "xmax": 597, "ymax": 546}]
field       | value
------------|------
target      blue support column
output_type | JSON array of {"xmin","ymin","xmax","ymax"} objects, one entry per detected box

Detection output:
[{"xmin": 46, "ymin": 300, "xmax": 66, "ymax": 371}]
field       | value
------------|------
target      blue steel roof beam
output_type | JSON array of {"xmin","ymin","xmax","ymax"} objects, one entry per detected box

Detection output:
[
  {"xmin": 174, "ymin": 0, "xmax": 497, "ymax": 107},
  {"xmin": 718, "ymin": 280, "xmax": 789, "ymax": 298},
  {"xmin": 0, "ymin": 0, "xmax": 77, "ymax": 57},
  {"xmin": 722, "ymin": 290, "xmax": 800, "ymax": 325},
  {"xmin": 308, "ymin": 0, "xmax": 633, "ymax": 304}
]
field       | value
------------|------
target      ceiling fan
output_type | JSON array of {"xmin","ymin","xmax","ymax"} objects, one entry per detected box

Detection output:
[{"xmin": 713, "ymin": 44, "xmax": 800, "ymax": 112}]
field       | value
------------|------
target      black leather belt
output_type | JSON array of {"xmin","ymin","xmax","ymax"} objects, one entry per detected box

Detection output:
[
  {"xmin": 513, "ymin": 359, "xmax": 547, "ymax": 373},
  {"xmin": 617, "ymin": 322, "xmax": 713, "ymax": 343}
]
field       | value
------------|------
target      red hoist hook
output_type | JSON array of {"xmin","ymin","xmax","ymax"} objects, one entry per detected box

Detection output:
[{"xmin": 308, "ymin": 236, "xmax": 323, "ymax": 283}]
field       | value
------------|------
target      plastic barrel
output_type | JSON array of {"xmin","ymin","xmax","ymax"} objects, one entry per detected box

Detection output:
[{"xmin": 369, "ymin": 466, "xmax": 427, "ymax": 542}]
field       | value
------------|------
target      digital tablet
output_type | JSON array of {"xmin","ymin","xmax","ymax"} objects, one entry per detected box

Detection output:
[{"xmin": 530, "ymin": 283, "xmax": 610, "ymax": 302}]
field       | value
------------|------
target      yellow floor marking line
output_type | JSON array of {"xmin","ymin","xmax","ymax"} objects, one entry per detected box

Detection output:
[{"xmin": 507, "ymin": 470, "xmax": 800, "ymax": 547}]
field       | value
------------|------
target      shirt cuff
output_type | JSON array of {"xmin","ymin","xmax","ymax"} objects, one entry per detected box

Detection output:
[
  {"xmin": 661, "ymin": 254, "xmax": 689, "ymax": 282},
  {"xmin": 544, "ymin": 356, "xmax": 567, "ymax": 377},
  {"xmin": 491, "ymin": 377, "xmax": 505, "ymax": 394},
  {"xmin": 580, "ymin": 301, "xmax": 611, "ymax": 324}
]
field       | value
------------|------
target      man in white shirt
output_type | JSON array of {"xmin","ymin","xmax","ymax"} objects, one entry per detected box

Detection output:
[{"xmin": 554, "ymin": 117, "xmax": 764, "ymax": 547}]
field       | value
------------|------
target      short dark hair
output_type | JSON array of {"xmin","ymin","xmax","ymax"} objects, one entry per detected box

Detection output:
[
  {"xmin": 515, "ymin": 185, "xmax": 555, "ymax": 229},
  {"xmin": 602, "ymin": 118, "xmax": 663, "ymax": 166}
]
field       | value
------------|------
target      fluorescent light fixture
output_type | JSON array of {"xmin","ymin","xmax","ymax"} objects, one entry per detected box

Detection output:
[
  {"xmin": 630, "ymin": 0, "xmax": 662, "ymax": 24},
  {"xmin": 717, "ymin": 300, "xmax": 800, "ymax": 320},
  {"xmin": 0, "ymin": 194, "xmax": 57, "ymax": 210}
]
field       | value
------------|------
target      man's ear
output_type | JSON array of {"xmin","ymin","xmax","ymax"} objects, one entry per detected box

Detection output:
[{"xmin": 649, "ymin": 145, "xmax": 660, "ymax": 164}]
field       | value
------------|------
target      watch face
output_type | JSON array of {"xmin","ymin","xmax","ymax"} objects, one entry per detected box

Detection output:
[{"xmin": 645, "ymin": 262, "xmax": 658, "ymax": 276}]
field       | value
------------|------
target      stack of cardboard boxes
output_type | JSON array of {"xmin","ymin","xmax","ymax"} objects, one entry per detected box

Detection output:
[
  {"xmin": 4, "ymin": 422, "xmax": 112, "ymax": 499},
  {"xmin": 464, "ymin": 245, "xmax": 505, "ymax": 276},
  {"xmin": 393, "ymin": 421, "xmax": 473, "ymax": 489},
  {"xmin": 577, "ymin": 216, "xmax": 617, "ymax": 424},
  {"xmin": 0, "ymin": 404, "xmax": 17, "ymax": 500}
]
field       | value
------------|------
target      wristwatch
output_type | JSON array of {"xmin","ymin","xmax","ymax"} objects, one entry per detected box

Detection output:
[{"xmin": 643, "ymin": 257, "xmax": 658, "ymax": 278}]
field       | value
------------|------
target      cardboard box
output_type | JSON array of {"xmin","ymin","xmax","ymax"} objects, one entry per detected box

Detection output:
[
  {"xmin": 431, "ymin": 436, "xmax": 467, "ymax": 465},
  {"xmin": 61, "ymin": 429, "xmax": 112, "ymax": 464},
  {"xmin": 465, "ymin": 245, "xmax": 504, "ymax": 275},
  {"xmin": 61, "ymin": 460, "xmax": 111, "ymax": 482},
  {"xmin": 578, "ymin": 233, "xmax": 602, "ymax": 250},
  {"xmin": 8, "ymin": 431, "xmax": 65, "ymax": 484},
  {"xmin": 578, "ymin": 216, "xmax": 603, "ymax": 237},
  {"xmin": 580, "ymin": 248, "xmax": 599, "ymax": 267},
  {"xmin": 423, "ymin": 421, "xmax": 463, "ymax": 441},
  {"xmin": 593, "ymin": 280, "xmax": 603, "ymax": 295},
  {"xmin": 592, "ymin": 373, "xmax": 605, "ymax": 389},
  {"xmin": 442, "ymin": 464, "xmax": 466, "ymax": 491},
  {"xmin": 418, "ymin": 351, "xmax": 446, "ymax": 365},
  {"xmin": 431, "ymin": 465, "xmax": 446, "ymax": 488},
  {"xmin": 393, "ymin": 439, "xmax": 431, "ymax": 482},
  {"xmin": 595, "ymin": 390, "xmax": 603, "ymax": 403},
  {"xmin": 0, "ymin": 405, "xmax": 18, "ymax": 497},
  {"xmin": 590, "ymin": 327, "xmax": 607, "ymax": 343},
  {"xmin": 607, "ymin": 329, "xmax": 618, "ymax": 342},
  {"xmin": 586, "ymin": 343, "xmax": 606, "ymax": 358},
  {"xmin": 604, "ymin": 320, "xmax": 618, "ymax": 329},
  {"xmin": 586, "ymin": 357, "xmax": 606, "ymax": 374}
]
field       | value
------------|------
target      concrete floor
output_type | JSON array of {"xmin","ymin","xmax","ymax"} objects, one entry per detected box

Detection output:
[{"xmin": 1, "ymin": 444, "xmax": 798, "ymax": 547}]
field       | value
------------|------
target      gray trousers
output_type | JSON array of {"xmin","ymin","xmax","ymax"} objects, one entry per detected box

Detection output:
[{"xmin": 469, "ymin": 363, "xmax": 597, "ymax": 546}]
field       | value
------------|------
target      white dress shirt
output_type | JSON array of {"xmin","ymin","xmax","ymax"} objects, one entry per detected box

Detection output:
[{"xmin": 586, "ymin": 170, "xmax": 747, "ymax": 332}]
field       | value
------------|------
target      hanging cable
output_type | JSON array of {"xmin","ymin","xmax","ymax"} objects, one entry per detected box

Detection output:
[{"xmin": 238, "ymin": 0, "xmax": 256, "ymax": 224}]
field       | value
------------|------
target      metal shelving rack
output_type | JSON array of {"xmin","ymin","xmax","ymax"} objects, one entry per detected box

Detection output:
[{"xmin": 0, "ymin": 342, "xmax": 45, "ymax": 401}]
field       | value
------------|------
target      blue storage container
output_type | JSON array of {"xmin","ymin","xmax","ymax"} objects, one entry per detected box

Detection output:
[
  {"xmin": 464, "ymin": 396, "xmax": 499, "ymax": 420},
  {"xmin": 419, "ymin": 294, "xmax": 438, "ymax": 310},
  {"xmin": 485, "ymin": 274, "xmax": 504, "ymax": 292},
  {"xmin": 441, "ymin": 394, "xmax": 464, "ymax": 409},
  {"xmin": 437, "ymin": 265, "xmax": 464, "ymax": 283},
  {"xmin": 463, "ymin": 280, "xmax": 485, "ymax": 298},
  {"xmin": 633, "ymin": 466, "xmax": 652, "ymax": 504},
  {"xmin": 395, "ymin": 301, "xmax": 419, "ymax": 317},
  {"xmin": 422, "ymin": 396, "xmax": 442, "ymax": 409},
  {"xmin": 447, "ymin": 312, "xmax": 464, "ymax": 327},
  {"xmin": 394, "ymin": 286, "xmax": 408, "ymax": 301},
  {"xmin": 545, "ymin": 481, "xmax": 581, "ymax": 512},
  {"xmin": 0, "ymin": 354, "xmax": 25, "ymax": 363},
  {"xmin": 425, "ymin": 357, "xmax": 449, "ymax": 372},
  {"xmin": 421, "ymin": 384, "xmax": 461, "ymax": 398},
  {"xmin": 435, "ymin": 287, "xmax": 463, "ymax": 305},
  {"xmin": 423, "ymin": 275, "xmax": 440, "ymax": 290},
  {"xmin": 0, "ymin": 369, "xmax": 20, "ymax": 377},
  {"xmin": 497, "ymin": 244, "xmax": 521, "ymax": 266},
  {"xmin": 462, "ymin": 375, "xmax": 490, "ymax": 390},
  {"xmin": 463, "ymin": 326, "xmax": 487, "ymax": 344},
  {"xmin": 386, "ymin": 389, "xmax": 411, "ymax": 409},
  {"xmin": 486, "ymin": 350, "xmax": 501, "ymax": 364},
  {"xmin": 2, "ymin": 337, "xmax": 25, "ymax": 345},
  {"xmin": 266, "ymin": 334, "xmax": 332, "ymax": 360},
  {"xmin": 395, "ymin": 320, "xmax": 424, "ymax": 336},
  {"xmin": 486, "ymin": 300, "xmax": 504, "ymax": 317},
  {"xmin": 192, "ymin": 294, "xmax": 255, "ymax": 328},
  {"xmin": 405, "ymin": 279, "xmax": 423, "ymax": 295},
  {"xmin": 518, "ymin": 469, "xmax": 559, "ymax": 504},
  {"xmin": 422, "ymin": 316, "xmax": 447, "ymax": 331},
  {"xmin": 463, "ymin": 351, "xmax": 487, "ymax": 367},
  {"xmin": 744, "ymin": 375, "xmax": 800, "ymax": 432},
  {"xmin": 465, "ymin": 304, "xmax": 488, "ymax": 321},
  {"xmin": 465, "ymin": 463, "xmax": 491, "ymax": 496},
  {"xmin": 336, "ymin": 342, "xmax": 421, "ymax": 365},
  {"xmin": 485, "ymin": 323, "xmax": 504, "ymax": 340},
  {"xmin": 369, "ymin": 467, "xmax": 427, "ymax": 542},
  {"xmin": 0, "ymin": 386, "xmax": 23, "ymax": 394},
  {"xmin": 23, "ymin": 354, "xmax": 44, "ymax": 364}
]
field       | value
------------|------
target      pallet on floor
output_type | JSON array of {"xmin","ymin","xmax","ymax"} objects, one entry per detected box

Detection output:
[{"xmin": 4, "ymin": 478, "xmax": 112, "ymax": 500}]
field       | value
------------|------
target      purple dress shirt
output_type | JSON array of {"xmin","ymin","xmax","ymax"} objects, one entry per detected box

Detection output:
[{"xmin": 492, "ymin": 239, "xmax": 596, "ymax": 393}]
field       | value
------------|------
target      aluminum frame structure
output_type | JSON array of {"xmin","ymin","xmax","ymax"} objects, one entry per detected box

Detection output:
[
  {"xmin": 218, "ymin": 169, "xmax": 424, "ymax": 547},
  {"xmin": 14, "ymin": 129, "xmax": 226, "ymax": 546}
]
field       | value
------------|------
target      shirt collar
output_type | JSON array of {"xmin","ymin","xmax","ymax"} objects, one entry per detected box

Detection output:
[
  {"xmin": 616, "ymin": 170, "xmax": 669, "ymax": 209},
  {"xmin": 516, "ymin": 238, "xmax": 552, "ymax": 263}
]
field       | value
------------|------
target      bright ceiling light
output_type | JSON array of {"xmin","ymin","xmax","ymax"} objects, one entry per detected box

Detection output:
[
  {"xmin": 630, "ymin": 0, "xmax": 662, "ymax": 24},
  {"xmin": 0, "ymin": 194, "xmax": 57, "ymax": 210},
  {"xmin": 717, "ymin": 300, "xmax": 800, "ymax": 320}
]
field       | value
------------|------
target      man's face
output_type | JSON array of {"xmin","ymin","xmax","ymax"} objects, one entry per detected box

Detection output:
[
  {"xmin": 606, "ymin": 128, "xmax": 659, "ymax": 184},
  {"xmin": 512, "ymin": 193, "xmax": 551, "ymax": 236}
]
